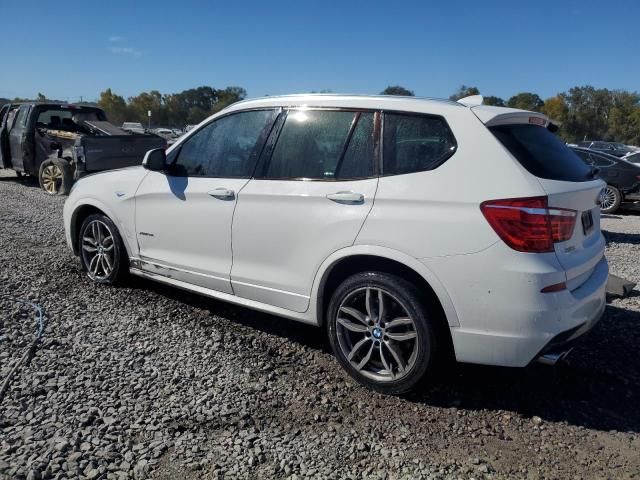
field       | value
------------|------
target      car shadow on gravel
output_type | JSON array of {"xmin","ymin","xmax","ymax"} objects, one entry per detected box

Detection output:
[
  {"xmin": 125, "ymin": 276, "xmax": 327, "ymax": 351},
  {"xmin": 412, "ymin": 305, "xmax": 640, "ymax": 433},
  {"xmin": 0, "ymin": 174, "xmax": 40, "ymax": 189},
  {"xmin": 125, "ymin": 276, "xmax": 640, "ymax": 433},
  {"xmin": 603, "ymin": 230, "xmax": 640, "ymax": 245}
]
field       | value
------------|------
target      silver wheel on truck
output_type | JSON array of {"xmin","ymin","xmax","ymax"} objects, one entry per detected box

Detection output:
[{"xmin": 38, "ymin": 157, "xmax": 73, "ymax": 195}]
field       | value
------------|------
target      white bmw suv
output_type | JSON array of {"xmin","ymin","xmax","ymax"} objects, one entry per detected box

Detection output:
[{"xmin": 63, "ymin": 94, "xmax": 608, "ymax": 394}]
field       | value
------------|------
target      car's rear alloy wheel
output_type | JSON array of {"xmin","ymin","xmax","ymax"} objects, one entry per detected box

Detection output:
[
  {"xmin": 39, "ymin": 158, "xmax": 73, "ymax": 195},
  {"xmin": 40, "ymin": 162, "xmax": 63, "ymax": 194},
  {"xmin": 79, "ymin": 214, "xmax": 127, "ymax": 284},
  {"xmin": 328, "ymin": 272, "xmax": 438, "ymax": 394},
  {"xmin": 336, "ymin": 287, "xmax": 418, "ymax": 382},
  {"xmin": 601, "ymin": 185, "xmax": 622, "ymax": 214}
]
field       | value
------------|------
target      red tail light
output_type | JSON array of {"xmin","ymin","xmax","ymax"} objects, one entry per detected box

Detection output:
[{"xmin": 480, "ymin": 196, "xmax": 577, "ymax": 253}]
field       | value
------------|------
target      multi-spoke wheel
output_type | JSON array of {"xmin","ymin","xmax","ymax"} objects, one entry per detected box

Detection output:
[
  {"xmin": 38, "ymin": 158, "xmax": 73, "ymax": 195},
  {"xmin": 328, "ymin": 272, "xmax": 438, "ymax": 394},
  {"xmin": 79, "ymin": 214, "xmax": 127, "ymax": 284},
  {"xmin": 600, "ymin": 185, "xmax": 622, "ymax": 214}
]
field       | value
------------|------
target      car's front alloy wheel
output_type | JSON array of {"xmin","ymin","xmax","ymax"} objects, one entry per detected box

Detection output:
[
  {"xmin": 328, "ymin": 272, "xmax": 438, "ymax": 394},
  {"xmin": 79, "ymin": 214, "xmax": 127, "ymax": 284}
]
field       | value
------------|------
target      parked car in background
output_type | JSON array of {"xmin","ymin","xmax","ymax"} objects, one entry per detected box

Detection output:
[
  {"xmin": 570, "ymin": 146, "xmax": 640, "ymax": 213},
  {"xmin": 577, "ymin": 141, "xmax": 635, "ymax": 157},
  {"xmin": 184, "ymin": 124, "xmax": 196, "ymax": 133},
  {"xmin": 122, "ymin": 122, "xmax": 146, "ymax": 134},
  {"xmin": 152, "ymin": 127, "xmax": 175, "ymax": 138},
  {"xmin": 63, "ymin": 94, "xmax": 608, "ymax": 394},
  {"xmin": 0, "ymin": 102, "xmax": 165, "ymax": 194},
  {"xmin": 152, "ymin": 127, "xmax": 179, "ymax": 146}
]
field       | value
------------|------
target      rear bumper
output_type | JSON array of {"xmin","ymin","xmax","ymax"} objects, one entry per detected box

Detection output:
[{"xmin": 421, "ymin": 242, "xmax": 608, "ymax": 367}]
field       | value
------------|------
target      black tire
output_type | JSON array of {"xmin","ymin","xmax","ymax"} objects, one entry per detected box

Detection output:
[
  {"xmin": 38, "ymin": 157, "xmax": 73, "ymax": 195},
  {"xmin": 327, "ymin": 272, "xmax": 439, "ymax": 395},
  {"xmin": 78, "ymin": 213, "xmax": 128, "ymax": 285},
  {"xmin": 601, "ymin": 185, "xmax": 622, "ymax": 214}
]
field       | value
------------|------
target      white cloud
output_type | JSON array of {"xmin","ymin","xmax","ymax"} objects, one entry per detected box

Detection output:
[
  {"xmin": 108, "ymin": 46, "xmax": 142, "ymax": 57},
  {"xmin": 108, "ymin": 36, "xmax": 124, "ymax": 42}
]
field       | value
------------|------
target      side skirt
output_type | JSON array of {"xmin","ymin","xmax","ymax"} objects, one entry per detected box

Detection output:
[{"xmin": 129, "ymin": 266, "xmax": 318, "ymax": 326}]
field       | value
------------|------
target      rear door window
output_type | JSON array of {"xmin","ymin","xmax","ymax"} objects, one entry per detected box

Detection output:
[
  {"xmin": 382, "ymin": 113, "xmax": 457, "ymax": 175},
  {"xmin": 490, "ymin": 124, "xmax": 592, "ymax": 182},
  {"xmin": 262, "ymin": 110, "xmax": 375, "ymax": 180}
]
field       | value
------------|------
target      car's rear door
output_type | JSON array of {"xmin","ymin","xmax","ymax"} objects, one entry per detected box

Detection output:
[
  {"xmin": 230, "ymin": 109, "xmax": 379, "ymax": 312},
  {"xmin": 135, "ymin": 109, "xmax": 279, "ymax": 294}
]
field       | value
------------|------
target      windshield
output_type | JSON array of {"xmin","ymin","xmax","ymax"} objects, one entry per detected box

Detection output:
[{"xmin": 490, "ymin": 124, "xmax": 592, "ymax": 182}]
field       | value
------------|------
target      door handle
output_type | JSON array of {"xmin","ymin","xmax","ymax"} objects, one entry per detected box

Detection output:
[
  {"xmin": 326, "ymin": 191, "xmax": 364, "ymax": 204},
  {"xmin": 207, "ymin": 188, "xmax": 235, "ymax": 200}
]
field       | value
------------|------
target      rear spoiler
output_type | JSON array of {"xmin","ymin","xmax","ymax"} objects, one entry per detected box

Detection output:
[{"xmin": 471, "ymin": 105, "xmax": 549, "ymax": 128}]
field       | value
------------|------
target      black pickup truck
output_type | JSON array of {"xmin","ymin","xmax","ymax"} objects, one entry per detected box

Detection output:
[{"xmin": 0, "ymin": 102, "xmax": 165, "ymax": 194}]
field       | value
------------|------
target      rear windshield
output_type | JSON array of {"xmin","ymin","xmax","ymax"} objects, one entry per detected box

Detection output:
[{"xmin": 490, "ymin": 124, "xmax": 592, "ymax": 182}]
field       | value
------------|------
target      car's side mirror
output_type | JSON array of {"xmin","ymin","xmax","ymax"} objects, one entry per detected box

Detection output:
[{"xmin": 142, "ymin": 148, "xmax": 166, "ymax": 171}]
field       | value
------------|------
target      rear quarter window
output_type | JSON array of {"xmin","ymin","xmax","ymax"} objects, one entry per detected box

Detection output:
[
  {"xmin": 382, "ymin": 113, "xmax": 457, "ymax": 176},
  {"xmin": 490, "ymin": 124, "xmax": 592, "ymax": 182}
]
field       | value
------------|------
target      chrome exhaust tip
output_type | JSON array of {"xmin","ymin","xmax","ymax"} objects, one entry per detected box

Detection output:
[{"xmin": 537, "ymin": 348, "xmax": 573, "ymax": 366}]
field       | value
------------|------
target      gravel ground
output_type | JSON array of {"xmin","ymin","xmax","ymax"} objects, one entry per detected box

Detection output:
[{"xmin": 1, "ymin": 170, "xmax": 640, "ymax": 480}]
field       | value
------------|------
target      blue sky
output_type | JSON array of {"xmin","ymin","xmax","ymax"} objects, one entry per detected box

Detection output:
[{"xmin": 2, "ymin": 0, "xmax": 639, "ymax": 102}]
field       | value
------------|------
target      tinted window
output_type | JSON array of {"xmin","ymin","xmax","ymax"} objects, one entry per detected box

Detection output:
[
  {"xmin": 591, "ymin": 153, "xmax": 615, "ymax": 167},
  {"xmin": 171, "ymin": 109, "xmax": 277, "ymax": 177},
  {"xmin": 383, "ymin": 113, "xmax": 456, "ymax": 175},
  {"xmin": 572, "ymin": 149, "xmax": 591, "ymax": 164},
  {"xmin": 490, "ymin": 125, "xmax": 592, "ymax": 182},
  {"xmin": 337, "ymin": 113, "xmax": 375, "ymax": 179},
  {"xmin": 626, "ymin": 152, "xmax": 640, "ymax": 164},
  {"xmin": 264, "ymin": 110, "xmax": 374, "ymax": 180}
]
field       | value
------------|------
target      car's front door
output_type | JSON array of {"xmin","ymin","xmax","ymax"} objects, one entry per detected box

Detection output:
[
  {"xmin": 8, "ymin": 105, "xmax": 30, "ymax": 172},
  {"xmin": 134, "ymin": 109, "xmax": 279, "ymax": 294},
  {"xmin": 231, "ymin": 109, "xmax": 380, "ymax": 312}
]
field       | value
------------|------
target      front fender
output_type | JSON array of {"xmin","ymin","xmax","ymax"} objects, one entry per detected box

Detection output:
[{"xmin": 65, "ymin": 196, "xmax": 138, "ymax": 259}]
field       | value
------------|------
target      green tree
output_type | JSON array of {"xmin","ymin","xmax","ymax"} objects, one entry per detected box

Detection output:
[
  {"xmin": 128, "ymin": 90, "xmax": 165, "ymax": 126},
  {"xmin": 380, "ymin": 85, "xmax": 415, "ymax": 96},
  {"xmin": 36, "ymin": 92, "xmax": 46, "ymax": 102},
  {"xmin": 540, "ymin": 95, "xmax": 568, "ymax": 123},
  {"xmin": 97, "ymin": 88, "xmax": 129, "ymax": 125},
  {"xmin": 506, "ymin": 92, "xmax": 544, "ymax": 111},
  {"xmin": 483, "ymin": 96, "xmax": 505, "ymax": 106},
  {"xmin": 449, "ymin": 85, "xmax": 480, "ymax": 101},
  {"xmin": 212, "ymin": 86, "xmax": 247, "ymax": 114},
  {"xmin": 562, "ymin": 86, "xmax": 612, "ymax": 142},
  {"xmin": 607, "ymin": 90, "xmax": 640, "ymax": 145}
]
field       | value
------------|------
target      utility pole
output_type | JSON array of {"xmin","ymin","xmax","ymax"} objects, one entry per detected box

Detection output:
[{"xmin": 148, "ymin": 110, "xmax": 152, "ymax": 131}]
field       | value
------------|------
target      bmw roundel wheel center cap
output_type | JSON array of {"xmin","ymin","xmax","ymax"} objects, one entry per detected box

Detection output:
[{"xmin": 372, "ymin": 327, "xmax": 383, "ymax": 339}]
